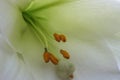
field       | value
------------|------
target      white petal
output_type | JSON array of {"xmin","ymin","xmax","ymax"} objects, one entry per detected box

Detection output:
[
  {"xmin": 1, "ymin": 0, "xmax": 120, "ymax": 80},
  {"xmin": 0, "ymin": 0, "xmax": 42, "ymax": 55},
  {"xmin": 0, "ymin": 1, "xmax": 58, "ymax": 79},
  {"xmin": 35, "ymin": 0, "xmax": 120, "ymax": 37},
  {"xmin": 62, "ymin": 38, "xmax": 120, "ymax": 80},
  {"xmin": 6, "ymin": 0, "xmax": 32, "ymax": 10},
  {"xmin": 0, "ymin": 0, "xmax": 27, "ymax": 42},
  {"xmin": 105, "ymin": 36, "xmax": 120, "ymax": 71},
  {"xmin": 0, "ymin": 34, "xmax": 36, "ymax": 80}
]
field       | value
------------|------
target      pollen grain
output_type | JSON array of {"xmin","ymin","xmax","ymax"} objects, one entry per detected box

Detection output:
[
  {"xmin": 60, "ymin": 49, "xmax": 70, "ymax": 59},
  {"xmin": 49, "ymin": 53, "xmax": 59, "ymax": 65}
]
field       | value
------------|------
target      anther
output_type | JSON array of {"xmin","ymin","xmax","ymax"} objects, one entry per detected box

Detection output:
[
  {"xmin": 49, "ymin": 53, "xmax": 59, "ymax": 65},
  {"xmin": 69, "ymin": 74, "xmax": 74, "ymax": 79},
  {"xmin": 60, "ymin": 49, "xmax": 70, "ymax": 59},
  {"xmin": 43, "ymin": 52, "xmax": 50, "ymax": 63},
  {"xmin": 53, "ymin": 33, "xmax": 61, "ymax": 42},
  {"xmin": 43, "ymin": 48, "xmax": 50, "ymax": 63},
  {"xmin": 60, "ymin": 34, "xmax": 66, "ymax": 42}
]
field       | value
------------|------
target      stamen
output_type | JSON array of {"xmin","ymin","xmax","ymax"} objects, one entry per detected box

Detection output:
[
  {"xmin": 49, "ymin": 53, "xmax": 59, "ymax": 65},
  {"xmin": 60, "ymin": 34, "xmax": 66, "ymax": 42},
  {"xmin": 43, "ymin": 51, "xmax": 50, "ymax": 63},
  {"xmin": 60, "ymin": 49, "xmax": 70, "ymax": 59},
  {"xmin": 69, "ymin": 74, "xmax": 74, "ymax": 79},
  {"xmin": 23, "ymin": 15, "xmax": 48, "ymax": 48},
  {"xmin": 53, "ymin": 33, "xmax": 67, "ymax": 42},
  {"xmin": 53, "ymin": 33, "xmax": 61, "ymax": 42}
]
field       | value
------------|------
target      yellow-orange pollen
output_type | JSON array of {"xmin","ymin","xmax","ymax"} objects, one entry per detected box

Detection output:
[
  {"xmin": 43, "ymin": 51, "xmax": 50, "ymax": 63},
  {"xmin": 43, "ymin": 48, "xmax": 59, "ymax": 65},
  {"xmin": 54, "ymin": 33, "xmax": 61, "ymax": 42},
  {"xmin": 69, "ymin": 74, "xmax": 74, "ymax": 79},
  {"xmin": 49, "ymin": 53, "xmax": 59, "ymax": 65},
  {"xmin": 60, "ymin": 34, "xmax": 66, "ymax": 42},
  {"xmin": 53, "ymin": 33, "xmax": 67, "ymax": 42},
  {"xmin": 43, "ymin": 33, "xmax": 70, "ymax": 65},
  {"xmin": 60, "ymin": 49, "xmax": 70, "ymax": 59}
]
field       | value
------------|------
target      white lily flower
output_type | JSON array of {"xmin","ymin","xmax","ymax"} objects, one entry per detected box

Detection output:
[{"xmin": 0, "ymin": 0, "xmax": 120, "ymax": 80}]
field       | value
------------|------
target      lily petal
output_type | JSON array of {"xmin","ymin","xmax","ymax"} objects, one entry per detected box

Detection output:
[
  {"xmin": 35, "ymin": 0, "xmax": 120, "ymax": 37},
  {"xmin": 65, "ymin": 38, "xmax": 120, "ymax": 80},
  {"xmin": 0, "ymin": 34, "xmax": 35, "ymax": 80},
  {"xmin": 0, "ymin": 0, "xmax": 120, "ymax": 80}
]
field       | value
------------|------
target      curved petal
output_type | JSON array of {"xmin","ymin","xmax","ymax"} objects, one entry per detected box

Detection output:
[
  {"xmin": 0, "ymin": 1, "xmax": 58, "ymax": 80},
  {"xmin": 7, "ymin": 0, "xmax": 32, "ymax": 10},
  {"xmin": 0, "ymin": 0, "xmax": 43, "ymax": 58},
  {"xmin": 1, "ymin": 0, "xmax": 120, "ymax": 80},
  {"xmin": 31, "ymin": 0, "xmax": 120, "ymax": 38},
  {"xmin": 65, "ymin": 38, "xmax": 120, "ymax": 80},
  {"xmin": 0, "ymin": 34, "xmax": 35, "ymax": 80},
  {"xmin": 105, "ymin": 35, "xmax": 120, "ymax": 71}
]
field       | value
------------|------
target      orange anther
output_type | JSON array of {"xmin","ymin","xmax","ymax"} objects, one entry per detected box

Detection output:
[
  {"xmin": 43, "ymin": 52, "xmax": 50, "ymax": 63},
  {"xmin": 53, "ymin": 33, "xmax": 61, "ymax": 42},
  {"xmin": 60, "ymin": 34, "xmax": 66, "ymax": 42},
  {"xmin": 60, "ymin": 49, "xmax": 70, "ymax": 59},
  {"xmin": 69, "ymin": 74, "xmax": 74, "ymax": 79},
  {"xmin": 49, "ymin": 53, "xmax": 59, "ymax": 65}
]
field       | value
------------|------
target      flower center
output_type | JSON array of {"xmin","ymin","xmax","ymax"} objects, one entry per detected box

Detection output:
[
  {"xmin": 22, "ymin": 11, "xmax": 71, "ymax": 65},
  {"xmin": 21, "ymin": 1, "xmax": 75, "ymax": 79},
  {"xmin": 22, "ymin": 12, "xmax": 48, "ymax": 47}
]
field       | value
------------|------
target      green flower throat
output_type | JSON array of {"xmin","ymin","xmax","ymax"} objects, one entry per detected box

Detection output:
[{"xmin": 21, "ymin": 1, "xmax": 72, "ymax": 65}]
